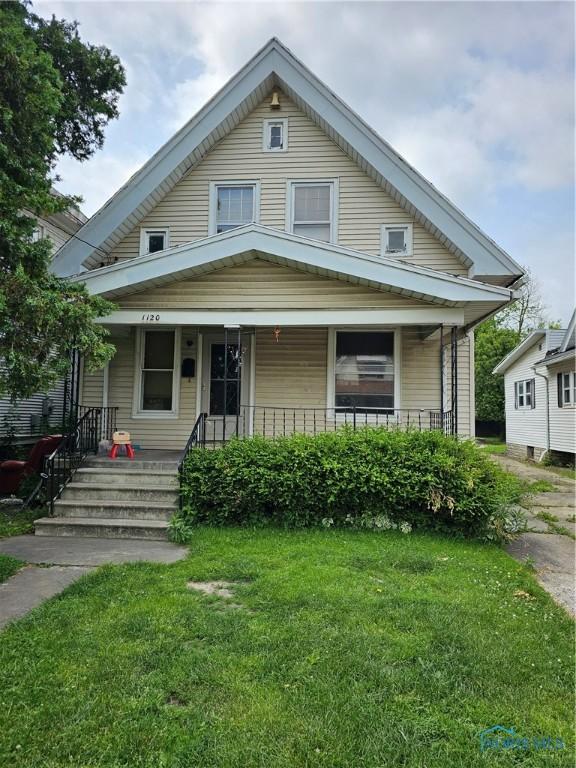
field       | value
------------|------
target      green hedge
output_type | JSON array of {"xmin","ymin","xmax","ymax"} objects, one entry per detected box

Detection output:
[{"xmin": 174, "ymin": 428, "xmax": 524, "ymax": 542}]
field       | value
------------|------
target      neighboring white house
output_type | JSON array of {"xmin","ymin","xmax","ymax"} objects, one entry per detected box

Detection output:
[
  {"xmin": 0, "ymin": 194, "xmax": 87, "ymax": 445},
  {"xmin": 493, "ymin": 311, "xmax": 576, "ymax": 461}
]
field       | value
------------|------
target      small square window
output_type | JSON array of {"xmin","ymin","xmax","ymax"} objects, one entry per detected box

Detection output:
[
  {"xmin": 140, "ymin": 228, "xmax": 169, "ymax": 256},
  {"xmin": 263, "ymin": 119, "xmax": 288, "ymax": 152},
  {"xmin": 382, "ymin": 224, "xmax": 413, "ymax": 257}
]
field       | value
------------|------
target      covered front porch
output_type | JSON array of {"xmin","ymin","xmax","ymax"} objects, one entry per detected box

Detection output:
[{"xmin": 81, "ymin": 317, "xmax": 465, "ymax": 450}]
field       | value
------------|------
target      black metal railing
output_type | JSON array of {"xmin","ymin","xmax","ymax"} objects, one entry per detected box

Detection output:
[
  {"xmin": 42, "ymin": 406, "xmax": 118, "ymax": 515},
  {"xmin": 178, "ymin": 412, "xmax": 207, "ymax": 511},
  {"xmin": 202, "ymin": 406, "xmax": 455, "ymax": 444}
]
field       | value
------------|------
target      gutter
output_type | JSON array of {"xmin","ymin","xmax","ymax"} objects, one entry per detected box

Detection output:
[{"xmin": 532, "ymin": 365, "xmax": 550, "ymax": 459}]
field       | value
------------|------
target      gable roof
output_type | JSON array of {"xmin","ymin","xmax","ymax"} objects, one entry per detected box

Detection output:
[
  {"xmin": 493, "ymin": 328, "xmax": 566, "ymax": 375},
  {"xmin": 71, "ymin": 224, "xmax": 514, "ymax": 325},
  {"xmin": 52, "ymin": 38, "xmax": 524, "ymax": 284},
  {"xmin": 559, "ymin": 309, "xmax": 576, "ymax": 352}
]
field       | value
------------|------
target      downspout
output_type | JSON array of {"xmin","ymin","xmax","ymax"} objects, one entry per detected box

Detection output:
[{"xmin": 532, "ymin": 366, "xmax": 550, "ymax": 461}]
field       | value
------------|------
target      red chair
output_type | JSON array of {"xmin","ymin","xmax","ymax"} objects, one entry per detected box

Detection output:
[{"xmin": 0, "ymin": 435, "xmax": 63, "ymax": 495}]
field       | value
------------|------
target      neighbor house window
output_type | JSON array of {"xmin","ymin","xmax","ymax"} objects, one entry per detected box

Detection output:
[
  {"xmin": 381, "ymin": 224, "xmax": 413, "ymax": 257},
  {"xmin": 289, "ymin": 181, "xmax": 336, "ymax": 243},
  {"xmin": 135, "ymin": 329, "xmax": 179, "ymax": 416},
  {"xmin": 333, "ymin": 331, "xmax": 395, "ymax": 412},
  {"xmin": 263, "ymin": 118, "xmax": 287, "ymax": 152},
  {"xmin": 31, "ymin": 225, "xmax": 44, "ymax": 242},
  {"xmin": 514, "ymin": 379, "xmax": 535, "ymax": 409},
  {"xmin": 140, "ymin": 228, "xmax": 169, "ymax": 256},
  {"xmin": 558, "ymin": 371, "xmax": 576, "ymax": 407},
  {"xmin": 209, "ymin": 182, "xmax": 259, "ymax": 234}
]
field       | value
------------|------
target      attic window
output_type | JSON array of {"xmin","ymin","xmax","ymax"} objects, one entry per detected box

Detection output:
[
  {"xmin": 210, "ymin": 182, "xmax": 259, "ymax": 234},
  {"xmin": 140, "ymin": 228, "xmax": 169, "ymax": 256},
  {"xmin": 381, "ymin": 224, "xmax": 413, "ymax": 258},
  {"xmin": 263, "ymin": 119, "xmax": 287, "ymax": 152}
]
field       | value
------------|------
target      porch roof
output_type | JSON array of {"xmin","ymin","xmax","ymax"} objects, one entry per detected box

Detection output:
[{"xmin": 70, "ymin": 225, "xmax": 514, "ymax": 327}]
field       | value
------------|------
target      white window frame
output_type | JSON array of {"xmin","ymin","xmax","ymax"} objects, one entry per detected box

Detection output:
[
  {"xmin": 263, "ymin": 118, "xmax": 288, "ymax": 152},
  {"xmin": 31, "ymin": 225, "xmax": 45, "ymax": 243},
  {"xmin": 132, "ymin": 327, "xmax": 181, "ymax": 419},
  {"xmin": 514, "ymin": 379, "xmax": 534, "ymax": 410},
  {"xmin": 326, "ymin": 328, "xmax": 401, "ymax": 418},
  {"xmin": 209, "ymin": 181, "xmax": 261, "ymax": 236},
  {"xmin": 286, "ymin": 179, "xmax": 339, "ymax": 244},
  {"xmin": 560, "ymin": 371, "xmax": 575, "ymax": 407},
  {"xmin": 381, "ymin": 223, "xmax": 413, "ymax": 258},
  {"xmin": 139, "ymin": 228, "xmax": 170, "ymax": 257}
]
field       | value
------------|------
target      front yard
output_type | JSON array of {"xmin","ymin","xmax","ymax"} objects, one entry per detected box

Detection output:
[{"xmin": 0, "ymin": 528, "xmax": 573, "ymax": 767}]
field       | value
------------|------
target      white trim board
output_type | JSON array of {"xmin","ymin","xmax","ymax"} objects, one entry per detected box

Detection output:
[
  {"xmin": 51, "ymin": 39, "xmax": 523, "ymax": 282},
  {"xmin": 100, "ymin": 308, "xmax": 465, "ymax": 327}
]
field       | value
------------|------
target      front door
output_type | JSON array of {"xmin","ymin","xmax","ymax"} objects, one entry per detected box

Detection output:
[{"xmin": 201, "ymin": 333, "xmax": 252, "ymax": 442}]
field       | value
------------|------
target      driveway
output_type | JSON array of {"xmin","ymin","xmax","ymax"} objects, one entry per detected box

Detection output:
[{"xmin": 491, "ymin": 454, "xmax": 575, "ymax": 615}]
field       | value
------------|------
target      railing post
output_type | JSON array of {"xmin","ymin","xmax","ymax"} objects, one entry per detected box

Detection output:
[{"xmin": 353, "ymin": 406, "xmax": 357, "ymax": 431}]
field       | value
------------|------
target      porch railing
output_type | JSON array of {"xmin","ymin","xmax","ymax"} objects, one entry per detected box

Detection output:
[
  {"xmin": 178, "ymin": 412, "xmax": 207, "ymax": 511},
  {"xmin": 202, "ymin": 406, "xmax": 454, "ymax": 444},
  {"xmin": 41, "ymin": 406, "xmax": 118, "ymax": 515}
]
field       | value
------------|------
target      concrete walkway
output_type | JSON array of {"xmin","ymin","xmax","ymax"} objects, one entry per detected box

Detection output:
[
  {"xmin": 491, "ymin": 454, "xmax": 575, "ymax": 616},
  {"xmin": 0, "ymin": 535, "xmax": 188, "ymax": 630}
]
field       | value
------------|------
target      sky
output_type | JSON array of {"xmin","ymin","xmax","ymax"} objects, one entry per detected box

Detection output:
[{"xmin": 36, "ymin": 0, "xmax": 575, "ymax": 324}]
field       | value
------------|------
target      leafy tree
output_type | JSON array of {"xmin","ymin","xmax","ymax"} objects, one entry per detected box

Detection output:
[
  {"xmin": 0, "ymin": 1, "xmax": 125, "ymax": 400},
  {"xmin": 475, "ymin": 318, "xmax": 519, "ymax": 423},
  {"xmin": 475, "ymin": 270, "xmax": 559, "ymax": 423}
]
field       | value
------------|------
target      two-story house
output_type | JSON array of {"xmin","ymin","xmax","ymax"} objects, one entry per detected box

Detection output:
[{"xmin": 51, "ymin": 39, "xmax": 524, "ymax": 455}]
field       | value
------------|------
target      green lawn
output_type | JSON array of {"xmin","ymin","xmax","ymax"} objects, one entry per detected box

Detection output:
[
  {"xmin": 0, "ymin": 504, "xmax": 36, "ymax": 538},
  {"xmin": 0, "ymin": 528, "xmax": 573, "ymax": 767},
  {"xmin": 0, "ymin": 553, "xmax": 22, "ymax": 583}
]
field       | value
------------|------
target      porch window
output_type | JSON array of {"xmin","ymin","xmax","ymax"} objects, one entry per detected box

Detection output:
[
  {"xmin": 334, "ymin": 331, "xmax": 395, "ymax": 411},
  {"xmin": 289, "ymin": 182, "xmax": 335, "ymax": 243},
  {"xmin": 210, "ymin": 182, "xmax": 258, "ymax": 234},
  {"xmin": 140, "ymin": 228, "xmax": 169, "ymax": 256},
  {"xmin": 137, "ymin": 329, "xmax": 178, "ymax": 415},
  {"xmin": 514, "ymin": 378, "xmax": 535, "ymax": 409}
]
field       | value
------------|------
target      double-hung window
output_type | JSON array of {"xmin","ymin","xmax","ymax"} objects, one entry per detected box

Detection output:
[
  {"xmin": 381, "ymin": 224, "xmax": 413, "ymax": 257},
  {"xmin": 140, "ymin": 228, "xmax": 169, "ymax": 256},
  {"xmin": 333, "ymin": 330, "xmax": 396, "ymax": 413},
  {"xmin": 558, "ymin": 371, "xmax": 576, "ymax": 407},
  {"xmin": 135, "ymin": 329, "xmax": 179, "ymax": 416},
  {"xmin": 263, "ymin": 119, "xmax": 287, "ymax": 152},
  {"xmin": 289, "ymin": 181, "xmax": 336, "ymax": 243},
  {"xmin": 210, "ymin": 182, "xmax": 258, "ymax": 234},
  {"xmin": 514, "ymin": 379, "xmax": 535, "ymax": 409}
]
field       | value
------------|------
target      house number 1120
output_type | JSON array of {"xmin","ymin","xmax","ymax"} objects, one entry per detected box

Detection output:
[{"xmin": 141, "ymin": 313, "xmax": 161, "ymax": 322}]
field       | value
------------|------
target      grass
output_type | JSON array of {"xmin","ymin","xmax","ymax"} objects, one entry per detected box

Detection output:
[
  {"xmin": 0, "ymin": 528, "xmax": 573, "ymax": 767},
  {"xmin": 527, "ymin": 480, "xmax": 557, "ymax": 494},
  {"xmin": 543, "ymin": 465, "xmax": 576, "ymax": 481},
  {"xmin": 0, "ymin": 554, "xmax": 23, "ymax": 583},
  {"xmin": 478, "ymin": 441, "xmax": 507, "ymax": 455},
  {"xmin": 0, "ymin": 504, "xmax": 36, "ymax": 538}
]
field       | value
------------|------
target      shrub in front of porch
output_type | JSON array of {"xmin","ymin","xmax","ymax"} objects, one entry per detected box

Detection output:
[{"xmin": 176, "ymin": 428, "xmax": 523, "ymax": 542}]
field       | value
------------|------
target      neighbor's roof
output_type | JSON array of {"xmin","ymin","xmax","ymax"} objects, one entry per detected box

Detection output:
[
  {"xmin": 51, "ymin": 38, "xmax": 524, "ymax": 283},
  {"xmin": 493, "ymin": 328, "xmax": 566, "ymax": 375}
]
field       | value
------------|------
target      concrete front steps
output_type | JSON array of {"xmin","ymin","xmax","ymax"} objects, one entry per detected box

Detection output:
[{"xmin": 34, "ymin": 457, "xmax": 180, "ymax": 541}]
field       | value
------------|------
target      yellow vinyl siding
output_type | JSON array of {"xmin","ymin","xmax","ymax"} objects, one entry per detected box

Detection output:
[
  {"xmin": 108, "ymin": 94, "xmax": 466, "ymax": 275},
  {"xmin": 116, "ymin": 258, "xmax": 430, "ymax": 311}
]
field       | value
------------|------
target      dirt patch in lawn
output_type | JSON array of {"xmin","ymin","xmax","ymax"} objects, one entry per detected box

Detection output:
[{"xmin": 187, "ymin": 580, "xmax": 237, "ymax": 598}]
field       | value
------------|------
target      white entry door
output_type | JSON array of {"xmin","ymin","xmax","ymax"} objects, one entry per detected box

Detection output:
[{"xmin": 200, "ymin": 333, "xmax": 252, "ymax": 442}]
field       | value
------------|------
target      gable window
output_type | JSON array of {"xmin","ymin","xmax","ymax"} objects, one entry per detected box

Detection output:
[
  {"xmin": 514, "ymin": 379, "xmax": 535, "ymax": 409},
  {"xmin": 381, "ymin": 224, "xmax": 413, "ymax": 257},
  {"xmin": 288, "ymin": 181, "xmax": 336, "ymax": 243},
  {"xmin": 134, "ymin": 329, "xmax": 180, "ymax": 417},
  {"xmin": 263, "ymin": 118, "xmax": 287, "ymax": 152},
  {"xmin": 209, "ymin": 182, "xmax": 259, "ymax": 234},
  {"xmin": 558, "ymin": 371, "xmax": 576, "ymax": 407},
  {"xmin": 140, "ymin": 228, "xmax": 169, "ymax": 256},
  {"xmin": 332, "ymin": 330, "xmax": 396, "ymax": 412}
]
